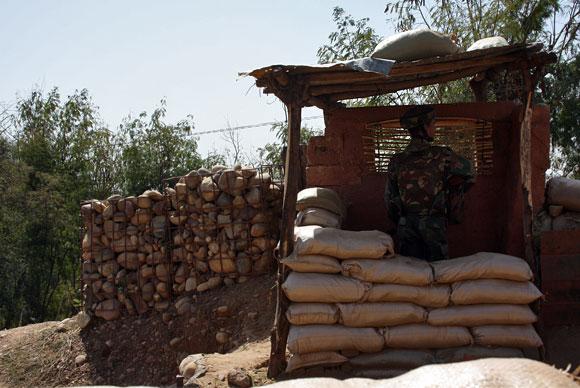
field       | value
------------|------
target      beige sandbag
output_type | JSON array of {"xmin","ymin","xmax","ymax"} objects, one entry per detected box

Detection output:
[
  {"xmin": 338, "ymin": 302, "xmax": 427, "ymax": 327},
  {"xmin": 287, "ymin": 325, "xmax": 384, "ymax": 354},
  {"xmin": 296, "ymin": 207, "xmax": 342, "ymax": 228},
  {"xmin": 432, "ymin": 252, "xmax": 532, "ymax": 283},
  {"xmin": 436, "ymin": 346, "xmax": 524, "ymax": 363},
  {"xmin": 384, "ymin": 324, "xmax": 473, "ymax": 348},
  {"xmin": 297, "ymin": 187, "xmax": 346, "ymax": 218},
  {"xmin": 350, "ymin": 349, "xmax": 435, "ymax": 369},
  {"xmin": 295, "ymin": 226, "xmax": 394, "ymax": 259},
  {"xmin": 267, "ymin": 359, "xmax": 578, "ymax": 388},
  {"xmin": 451, "ymin": 279, "xmax": 542, "ymax": 305},
  {"xmin": 286, "ymin": 351, "xmax": 348, "ymax": 372},
  {"xmin": 547, "ymin": 177, "xmax": 580, "ymax": 211},
  {"xmin": 467, "ymin": 36, "xmax": 508, "ymax": 51},
  {"xmin": 281, "ymin": 253, "xmax": 342, "ymax": 274},
  {"xmin": 471, "ymin": 324, "xmax": 543, "ymax": 348},
  {"xmin": 368, "ymin": 283, "xmax": 450, "ymax": 307},
  {"xmin": 282, "ymin": 272, "xmax": 369, "ymax": 303},
  {"xmin": 427, "ymin": 304, "xmax": 537, "ymax": 326},
  {"xmin": 371, "ymin": 28, "xmax": 459, "ymax": 61},
  {"xmin": 342, "ymin": 256, "xmax": 433, "ymax": 286},
  {"xmin": 353, "ymin": 369, "xmax": 408, "ymax": 378},
  {"xmin": 287, "ymin": 303, "xmax": 339, "ymax": 325}
]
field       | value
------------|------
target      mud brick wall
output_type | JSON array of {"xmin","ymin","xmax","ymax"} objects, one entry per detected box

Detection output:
[{"xmin": 306, "ymin": 102, "xmax": 550, "ymax": 259}]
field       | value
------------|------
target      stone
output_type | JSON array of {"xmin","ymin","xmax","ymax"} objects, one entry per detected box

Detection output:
[
  {"xmin": 227, "ymin": 368, "xmax": 252, "ymax": 388},
  {"xmin": 75, "ymin": 354, "xmax": 87, "ymax": 366},
  {"xmin": 247, "ymin": 312, "xmax": 258, "ymax": 320},
  {"xmin": 215, "ymin": 331, "xmax": 229, "ymax": 344},
  {"xmin": 224, "ymin": 278, "xmax": 235, "ymax": 286},
  {"xmin": 216, "ymin": 305, "xmax": 229, "ymax": 317},
  {"xmin": 185, "ymin": 277, "xmax": 198, "ymax": 292},
  {"xmin": 170, "ymin": 337, "xmax": 183, "ymax": 347},
  {"xmin": 75, "ymin": 311, "xmax": 91, "ymax": 329}
]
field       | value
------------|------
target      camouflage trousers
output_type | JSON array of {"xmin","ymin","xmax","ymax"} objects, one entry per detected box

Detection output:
[{"xmin": 397, "ymin": 215, "xmax": 449, "ymax": 262}]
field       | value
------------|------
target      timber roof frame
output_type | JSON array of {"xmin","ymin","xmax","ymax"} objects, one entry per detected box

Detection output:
[{"xmin": 244, "ymin": 43, "xmax": 556, "ymax": 109}]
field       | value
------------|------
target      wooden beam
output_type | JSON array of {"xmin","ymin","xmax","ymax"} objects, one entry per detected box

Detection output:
[
  {"xmin": 520, "ymin": 89, "xmax": 535, "ymax": 273},
  {"xmin": 268, "ymin": 103, "xmax": 301, "ymax": 378},
  {"xmin": 325, "ymin": 65, "xmax": 492, "ymax": 101}
]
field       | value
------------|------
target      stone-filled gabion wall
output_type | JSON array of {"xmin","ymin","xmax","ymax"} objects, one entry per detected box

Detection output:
[{"xmin": 80, "ymin": 166, "xmax": 282, "ymax": 320}]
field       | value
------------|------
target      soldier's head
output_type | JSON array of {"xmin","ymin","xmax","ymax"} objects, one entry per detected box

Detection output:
[{"xmin": 400, "ymin": 105, "xmax": 436, "ymax": 142}]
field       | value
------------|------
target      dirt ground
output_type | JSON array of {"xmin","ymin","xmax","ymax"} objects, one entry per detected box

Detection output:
[{"xmin": 1, "ymin": 272, "xmax": 579, "ymax": 388}]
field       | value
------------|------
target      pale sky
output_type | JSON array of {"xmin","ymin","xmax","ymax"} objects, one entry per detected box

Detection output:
[{"xmin": 0, "ymin": 1, "xmax": 393, "ymax": 160}]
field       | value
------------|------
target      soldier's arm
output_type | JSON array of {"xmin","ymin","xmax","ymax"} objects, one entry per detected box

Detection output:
[
  {"xmin": 385, "ymin": 156, "xmax": 402, "ymax": 222},
  {"xmin": 447, "ymin": 150, "xmax": 475, "ymax": 190}
]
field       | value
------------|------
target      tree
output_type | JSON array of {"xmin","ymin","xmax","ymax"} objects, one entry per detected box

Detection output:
[
  {"xmin": 257, "ymin": 120, "xmax": 322, "ymax": 166},
  {"xmin": 116, "ymin": 99, "xmax": 204, "ymax": 195}
]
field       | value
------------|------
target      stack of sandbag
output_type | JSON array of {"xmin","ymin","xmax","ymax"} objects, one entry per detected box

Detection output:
[
  {"xmin": 540, "ymin": 176, "xmax": 580, "ymax": 231},
  {"xmin": 282, "ymin": 249, "xmax": 543, "ymax": 375},
  {"xmin": 81, "ymin": 165, "xmax": 282, "ymax": 320},
  {"xmin": 295, "ymin": 187, "xmax": 346, "ymax": 229}
]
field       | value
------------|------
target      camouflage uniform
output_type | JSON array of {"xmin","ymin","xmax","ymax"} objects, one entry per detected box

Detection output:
[{"xmin": 385, "ymin": 137, "xmax": 474, "ymax": 261}]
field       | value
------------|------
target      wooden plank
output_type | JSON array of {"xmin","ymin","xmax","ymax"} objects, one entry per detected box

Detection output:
[
  {"xmin": 541, "ymin": 230, "xmax": 580, "ymax": 255},
  {"xmin": 520, "ymin": 90, "xmax": 535, "ymax": 272},
  {"xmin": 540, "ymin": 302, "xmax": 580, "ymax": 326},
  {"xmin": 268, "ymin": 104, "xmax": 301, "ymax": 378}
]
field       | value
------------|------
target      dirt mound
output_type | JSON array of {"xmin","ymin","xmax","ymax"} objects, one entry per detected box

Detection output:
[{"xmin": 0, "ymin": 274, "xmax": 275, "ymax": 387}]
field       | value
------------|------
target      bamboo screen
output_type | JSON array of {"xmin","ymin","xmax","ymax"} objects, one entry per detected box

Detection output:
[{"xmin": 363, "ymin": 118, "xmax": 493, "ymax": 175}]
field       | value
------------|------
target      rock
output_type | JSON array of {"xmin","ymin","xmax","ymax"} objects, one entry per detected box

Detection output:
[
  {"xmin": 179, "ymin": 354, "xmax": 207, "ymax": 380},
  {"xmin": 215, "ymin": 331, "xmax": 229, "ymax": 344},
  {"xmin": 105, "ymin": 340, "xmax": 113, "ymax": 348},
  {"xmin": 216, "ymin": 305, "xmax": 229, "ymax": 317},
  {"xmin": 75, "ymin": 354, "xmax": 87, "ymax": 366},
  {"xmin": 247, "ymin": 312, "xmax": 258, "ymax": 320},
  {"xmin": 227, "ymin": 368, "xmax": 252, "ymax": 388},
  {"xmin": 95, "ymin": 299, "xmax": 121, "ymax": 321},
  {"xmin": 75, "ymin": 311, "xmax": 91, "ymax": 329},
  {"xmin": 170, "ymin": 337, "xmax": 183, "ymax": 347},
  {"xmin": 185, "ymin": 277, "xmax": 197, "ymax": 292},
  {"xmin": 189, "ymin": 317, "xmax": 197, "ymax": 325},
  {"xmin": 55, "ymin": 323, "xmax": 68, "ymax": 333}
]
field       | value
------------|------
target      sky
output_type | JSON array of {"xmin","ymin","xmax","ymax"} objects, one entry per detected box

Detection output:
[{"xmin": 0, "ymin": 1, "xmax": 393, "ymax": 160}]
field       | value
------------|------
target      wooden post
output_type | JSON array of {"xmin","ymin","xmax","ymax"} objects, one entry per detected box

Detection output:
[
  {"xmin": 520, "ymin": 89, "xmax": 535, "ymax": 272},
  {"xmin": 268, "ymin": 103, "xmax": 302, "ymax": 378}
]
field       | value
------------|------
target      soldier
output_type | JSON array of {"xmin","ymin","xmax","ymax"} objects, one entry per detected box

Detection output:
[{"xmin": 384, "ymin": 106, "xmax": 474, "ymax": 261}]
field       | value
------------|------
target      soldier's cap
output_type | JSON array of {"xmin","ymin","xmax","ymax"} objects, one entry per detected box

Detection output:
[{"xmin": 400, "ymin": 105, "xmax": 436, "ymax": 130}]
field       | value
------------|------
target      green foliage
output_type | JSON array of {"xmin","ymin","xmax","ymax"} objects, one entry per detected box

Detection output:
[
  {"xmin": 0, "ymin": 88, "xmax": 210, "ymax": 328},
  {"xmin": 257, "ymin": 120, "xmax": 322, "ymax": 166},
  {"xmin": 116, "ymin": 99, "xmax": 203, "ymax": 194}
]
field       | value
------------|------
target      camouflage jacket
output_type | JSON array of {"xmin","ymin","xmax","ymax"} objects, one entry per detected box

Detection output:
[{"xmin": 384, "ymin": 138, "xmax": 474, "ymax": 220}]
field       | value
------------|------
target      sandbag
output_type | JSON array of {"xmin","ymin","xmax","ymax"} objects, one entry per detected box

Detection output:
[
  {"xmin": 353, "ymin": 369, "xmax": 408, "ymax": 378},
  {"xmin": 287, "ymin": 325, "xmax": 384, "ymax": 354},
  {"xmin": 467, "ymin": 36, "xmax": 508, "ymax": 51},
  {"xmin": 266, "ymin": 358, "xmax": 579, "ymax": 388},
  {"xmin": 295, "ymin": 226, "xmax": 394, "ymax": 259},
  {"xmin": 435, "ymin": 346, "xmax": 524, "ymax": 363},
  {"xmin": 286, "ymin": 351, "xmax": 348, "ymax": 372},
  {"xmin": 427, "ymin": 304, "xmax": 537, "ymax": 326},
  {"xmin": 368, "ymin": 283, "xmax": 450, "ymax": 307},
  {"xmin": 451, "ymin": 279, "xmax": 542, "ymax": 305},
  {"xmin": 350, "ymin": 349, "xmax": 435, "ymax": 369},
  {"xmin": 297, "ymin": 187, "xmax": 346, "ymax": 218},
  {"xmin": 471, "ymin": 325, "xmax": 543, "ymax": 348},
  {"xmin": 296, "ymin": 207, "xmax": 342, "ymax": 228},
  {"xmin": 384, "ymin": 324, "xmax": 473, "ymax": 348},
  {"xmin": 342, "ymin": 256, "xmax": 433, "ymax": 286},
  {"xmin": 371, "ymin": 28, "xmax": 459, "ymax": 61},
  {"xmin": 547, "ymin": 177, "xmax": 580, "ymax": 211},
  {"xmin": 432, "ymin": 252, "xmax": 532, "ymax": 283},
  {"xmin": 287, "ymin": 303, "xmax": 339, "ymax": 325},
  {"xmin": 338, "ymin": 302, "xmax": 427, "ymax": 327},
  {"xmin": 281, "ymin": 253, "xmax": 342, "ymax": 274},
  {"xmin": 282, "ymin": 272, "xmax": 369, "ymax": 303}
]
